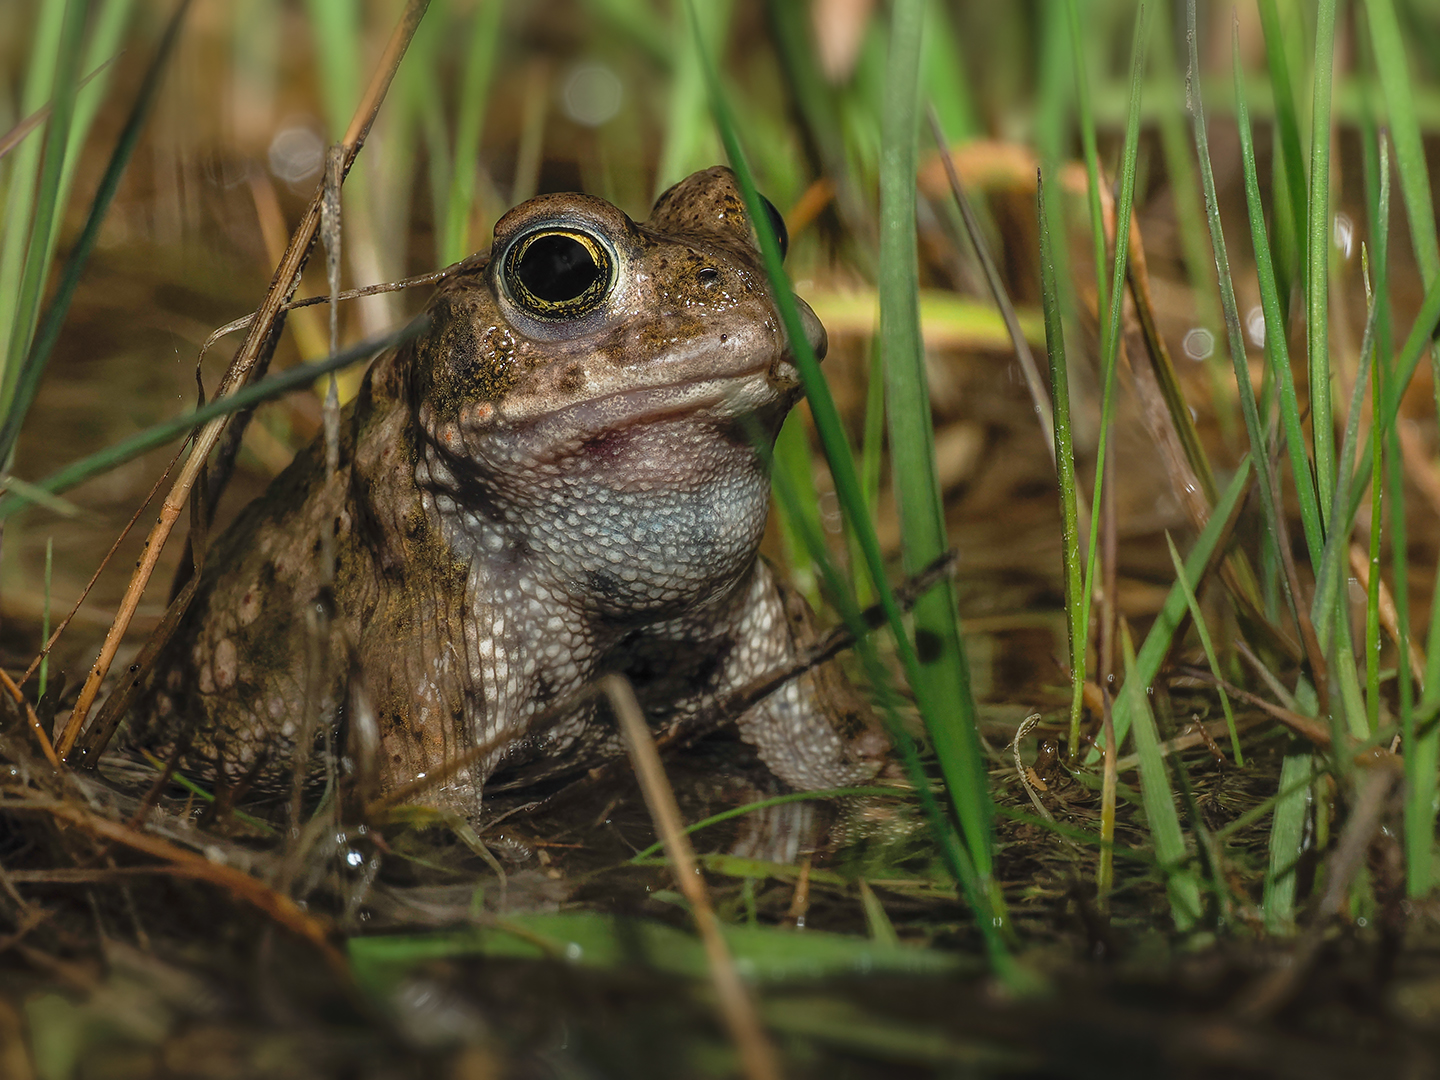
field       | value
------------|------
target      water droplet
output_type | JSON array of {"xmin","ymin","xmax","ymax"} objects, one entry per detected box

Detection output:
[{"xmin": 1183, "ymin": 327, "xmax": 1215, "ymax": 361}]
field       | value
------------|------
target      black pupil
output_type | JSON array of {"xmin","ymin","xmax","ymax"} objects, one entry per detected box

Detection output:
[
  {"xmin": 759, "ymin": 195, "xmax": 788, "ymax": 261},
  {"xmin": 516, "ymin": 234, "xmax": 602, "ymax": 302}
]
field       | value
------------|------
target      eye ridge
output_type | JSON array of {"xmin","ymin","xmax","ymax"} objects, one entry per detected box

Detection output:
[{"xmin": 504, "ymin": 228, "xmax": 614, "ymax": 319}]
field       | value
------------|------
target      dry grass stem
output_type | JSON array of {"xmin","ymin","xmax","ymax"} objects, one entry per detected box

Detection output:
[
  {"xmin": 603, "ymin": 673, "xmax": 782, "ymax": 1080},
  {"xmin": 32, "ymin": 799, "xmax": 346, "ymax": 976},
  {"xmin": 925, "ymin": 106, "xmax": 1055, "ymax": 466},
  {"xmin": 0, "ymin": 667, "xmax": 58, "ymax": 770}
]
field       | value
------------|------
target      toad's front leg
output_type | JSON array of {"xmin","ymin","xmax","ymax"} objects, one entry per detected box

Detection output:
[{"xmin": 643, "ymin": 560, "xmax": 888, "ymax": 792}]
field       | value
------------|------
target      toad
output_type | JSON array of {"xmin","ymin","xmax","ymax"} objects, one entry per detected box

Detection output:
[{"xmin": 133, "ymin": 167, "xmax": 885, "ymax": 818}]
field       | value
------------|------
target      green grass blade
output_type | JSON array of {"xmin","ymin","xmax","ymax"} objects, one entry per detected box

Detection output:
[
  {"xmin": 0, "ymin": 320, "xmax": 426, "ymax": 521},
  {"xmin": 0, "ymin": 0, "xmax": 193, "ymax": 469},
  {"xmin": 1380, "ymin": 273, "xmax": 1440, "ymax": 436},
  {"xmin": 1363, "ymin": 0, "xmax": 1440, "ymax": 285},
  {"xmin": 1256, "ymin": 0, "xmax": 1308, "ymax": 299},
  {"xmin": 879, "ymin": 0, "xmax": 993, "ymax": 883},
  {"xmin": 304, "ymin": 0, "xmax": 361, "ymax": 136},
  {"xmin": 582, "ymin": 0, "xmax": 671, "ymax": 67},
  {"xmin": 858, "ymin": 337, "xmax": 885, "ymax": 583},
  {"xmin": 1233, "ymin": 29, "xmax": 1324, "ymax": 567},
  {"xmin": 1164, "ymin": 533, "xmax": 1243, "ymax": 767},
  {"xmin": 1186, "ymin": 2, "xmax": 1288, "ymax": 613},
  {"xmin": 919, "ymin": 0, "xmax": 977, "ymax": 141},
  {"xmin": 1263, "ymin": 744, "xmax": 1314, "ymax": 933},
  {"xmin": 1364, "ymin": 1, "xmax": 1440, "ymax": 848},
  {"xmin": 1361, "ymin": 113, "xmax": 1428, "ymax": 895},
  {"xmin": 1064, "ymin": 0, "xmax": 1109, "ymax": 354},
  {"xmin": 1037, "ymin": 173, "xmax": 1086, "ymax": 761},
  {"xmin": 1120, "ymin": 623, "xmax": 1202, "ymax": 932},
  {"xmin": 1, "ymin": 0, "xmax": 89, "ymax": 414},
  {"xmin": 439, "ymin": 0, "xmax": 502, "ymax": 265},
  {"xmin": 1079, "ymin": 7, "xmax": 1149, "ymax": 666},
  {"xmin": 0, "ymin": 0, "xmax": 67, "ymax": 400},
  {"xmin": 1307, "ymin": 0, "xmax": 1338, "ymax": 525},
  {"xmin": 51, "ymin": 0, "xmax": 136, "ymax": 270},
  {"xmin": 1151, "ymin": 0, "xmax": 1230, "ymax": 440},
  {"xmin": 771, "ymin": 410, "xmax": 822, "ymax": 602},
  {"xmin": 1366, "ymin": 375, "xmax": 1382, "ymax": 736},
  {"xmin": 654, "ymin": 0, "xmax": 729, "ymax": 198},
  {"xmin": 1310, "ymin": 263, "xmax": 1379, "ymax": 675},
  {"xmin": 1100, "ymin": 458, "xmax": 1252, "ymax": 758}
]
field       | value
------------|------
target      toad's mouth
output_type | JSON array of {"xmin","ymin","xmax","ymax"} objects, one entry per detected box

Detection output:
[{"xmin": 498, "ymin": 356, "xmax": 800, "ymax": 461}]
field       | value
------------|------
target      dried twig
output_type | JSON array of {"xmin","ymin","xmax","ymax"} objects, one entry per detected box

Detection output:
[
  {"xmin": 30, "ymin": 799, "xmax": 346, "ymax": 976},
  {"xmin": 925, "ymin": 105, "xmax": 1055, "ymax": 466},
  {"xmin": 0, "ymin": 668, "xmax": 58, "ymax": 770}
]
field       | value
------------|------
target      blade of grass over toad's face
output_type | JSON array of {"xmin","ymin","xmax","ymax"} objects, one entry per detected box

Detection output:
[
  {"xmin": 0, "ymin": 0, "xmax": 88, "ymax": 421},
  {"xmin": 1232, "ymin": 24, "xmax": 1324, "ymax": 569},
  {"xmin": 0, "ymin": 1, "xmax": 191, "ymax": 472},
  {"xmin": 440, "ymin": 0, "xmax": 502, "ymax": 266},
  {"xmin": 878, "ymin": 0, "xmax": 994, "ymax": 888},
  {"xmin": 1306, "ymin": 0, "xmax": 1337, "ymax": 526},
  {"xmin": 1120, "ymin": 622, "xmax": 1202, "ymax": 932},
  {"xmin": 0, "ymin": 320, "xmax": 424, "ymax": 521},
  {"xmin": 1165, "ymin": 533, "xmax": 1242, "ymax": 767},
  {"xmin": 1037, "ymin": 172, "xmax": 1087, "ymax": 762},
  {"xmin": 683, "ymin": 0, "xmax": 1027, "ymax": 981},
  {"xmin": 1080, "ymin": 6, "xmax": 1148, "ymax": 692}
]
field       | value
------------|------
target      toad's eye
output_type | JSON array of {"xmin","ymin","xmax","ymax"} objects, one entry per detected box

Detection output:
[{"xmin": 503, "ymin": 228, "xmax": 614, "ymax": 319}]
